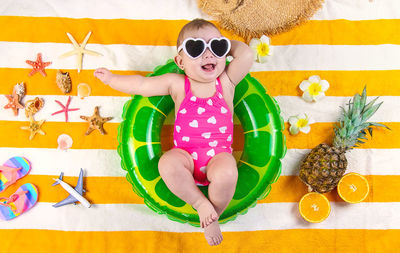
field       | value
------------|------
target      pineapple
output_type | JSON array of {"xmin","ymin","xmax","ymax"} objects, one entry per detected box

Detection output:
[{"xmin": 299, "ymin": 87, "xmax": 389, "ymax": 193}]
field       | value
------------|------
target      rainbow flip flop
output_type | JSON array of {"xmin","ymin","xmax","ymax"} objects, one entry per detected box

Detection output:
[
  {"xmin": 0, "ymin": 183, "xmax": 38, "ymax": 221},
  {"xmin": 0, "ymin": 157, "xmax": 31, "ymax": 193}
]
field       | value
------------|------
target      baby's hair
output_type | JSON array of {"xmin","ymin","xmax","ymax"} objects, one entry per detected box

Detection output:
[{"xmin": 177, "ymin": 19, "xmax": 219, "ymax": 49}]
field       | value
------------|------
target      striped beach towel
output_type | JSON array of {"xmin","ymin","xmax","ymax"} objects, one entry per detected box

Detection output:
[{"xmin": 0, "ymin": 0, "xmax": 399, "ymax": 252}]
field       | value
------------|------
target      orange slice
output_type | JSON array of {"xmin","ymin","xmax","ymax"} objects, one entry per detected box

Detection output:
[
  {"xmin": 299, "ymin": 192, "xmax": 330, "ymax": 223},
  {"xmin": 77, "ymin": 83, "xmax": 91, "ymax": 99},
  {"xmin": 337, "ymin": 172, "xmax": 369, "ymax": 203}
]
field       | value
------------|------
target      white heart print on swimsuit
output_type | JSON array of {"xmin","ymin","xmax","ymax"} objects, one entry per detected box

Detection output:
[
  {"xmin": 202, "ymin": 132, "xmax": 211, "ymax": 139},
  {"xmin": 207, "ymin": 116, "xmax": 217, "ymax": 124},
  {"xmin": 189, "ymin": 120, "xmax": 198, "ymax": 128},
  {"xmin": 219, "ymin": 126, "xmax": 227, "ymax": 133},
  {"xmin": 197, "ymin": 107, "xmax": 206, "ymax": 114},
  {"xmin": 173, "ymin": 76, "xmax": 234, "ymax": 186},
  {"xmin": 209, "ymin": 140, "xmax": 218, "ymax": 147}
]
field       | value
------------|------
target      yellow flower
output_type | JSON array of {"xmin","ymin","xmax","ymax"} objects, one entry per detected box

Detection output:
[
  {"xmin": 299, "ymin": 75, "xmax": 330, "ymax": 102},
  {"xmin": 249, "ymin": 35, "xmax": 272, "ymax": 63},
  {"xmin": 288, "ymin": 114, "xmax": 315, "ymax": 135}
]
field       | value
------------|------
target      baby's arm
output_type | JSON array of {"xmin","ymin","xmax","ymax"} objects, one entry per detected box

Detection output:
[
  {"xmin": 224, "ymin": 40, "xmax": 254, "ymax": 85},
  {"xmin": 94, "ymin": 68, "xmax": 176, "ymax": 97}
]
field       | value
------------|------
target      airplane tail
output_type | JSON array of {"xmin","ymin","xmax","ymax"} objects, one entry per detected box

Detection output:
[{"xmin": 52, "ymin": 172, "xmax": 64, "ymax": 186}]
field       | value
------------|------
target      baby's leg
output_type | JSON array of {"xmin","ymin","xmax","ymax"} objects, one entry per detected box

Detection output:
[
  {"xmin": 158, "ymin": 148, "xmax": 218, "ymax": 228},
  {"xmin": 202, "ymin": 152, "xmax": 238, "ymax": 246},
  {"xmin": 207, "ymin": 152, "xmax": 238, "ymax": 216}
]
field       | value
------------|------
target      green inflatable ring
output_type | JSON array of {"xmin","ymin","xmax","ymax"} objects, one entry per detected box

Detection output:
[{"xmin": 117, "ymin": 59, "xmax": 286, "ymax": 227}]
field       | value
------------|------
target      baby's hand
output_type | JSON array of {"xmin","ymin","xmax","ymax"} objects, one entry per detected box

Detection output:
[{"xmin": 94, "ymin": 68, "xmax": 113, "ymax": 85}]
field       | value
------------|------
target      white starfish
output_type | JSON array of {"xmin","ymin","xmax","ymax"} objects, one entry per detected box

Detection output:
[{"xmin": 59, "ymin": 31, "xmax": 102, "ymax": 73}]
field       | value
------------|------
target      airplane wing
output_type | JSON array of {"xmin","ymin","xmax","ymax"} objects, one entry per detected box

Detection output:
[
  {"xmin": 52, "ymin": 168, "xmax": 86, "ymax": 208},
  {"xmin": 52, "ymin": 194, "xmax": 78, "ymax": 208},
  {"xmin": 74, "ymin": 168, "xmax": 84, "ymax": 195}
]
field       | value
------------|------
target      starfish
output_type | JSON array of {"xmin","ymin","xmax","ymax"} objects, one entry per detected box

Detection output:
[
  {"xmin": 4, "ymin": 90, "xmax": 24, "ymax": 116},
  {"xmin": 59, "ymin": 31, "xmax": 102, "ymax": 73},
  {"xmin": 80, "ymin": 106, "xmax": 113, "ymax": 135},
  {"xmin": 26, "ymin": 53, "xmax": 52, "ymax": 76},
  {"xmin": 20, "ymin": 116, "xmax": 46, "ymax": 140},
  {"xmin": 51, "ymin": 96, "xmax": 80, "ymax": 122}
]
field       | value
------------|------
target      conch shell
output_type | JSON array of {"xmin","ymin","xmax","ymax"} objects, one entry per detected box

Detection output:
[
  {"xmin": 56, "ymin": 70, "xmax": 72, "ymax": 94},
  {"xmin": 13, "ymin": 82, "xmax": 25, "ymax": 102},
  {"xmin": 25, "ymin": 97, "xmax": 44, "ymax": 118}
]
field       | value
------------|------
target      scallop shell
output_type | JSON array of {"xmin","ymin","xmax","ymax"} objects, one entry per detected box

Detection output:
[
  {"xmin": 77, "ymin": 83, "xmax": 91, "ymax": 99},
  {"xmin": 56, "ymin": 70, "xmax": 72, "ymax": 94},
  {"xmin": 57, "ymin": 134, "xmax": 73, "ymax": 151}
]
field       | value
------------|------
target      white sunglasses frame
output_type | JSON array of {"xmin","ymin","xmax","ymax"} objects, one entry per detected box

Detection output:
[{"xmin": 177, "ymin": 37, "xmax": 231, "ymax": 59}]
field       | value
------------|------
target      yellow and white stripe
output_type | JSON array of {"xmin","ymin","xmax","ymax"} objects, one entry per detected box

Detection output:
[
  {"xmin": 3, "ymin": 202, "xmax": 400, "ymax": 230},
  {"xmin": 2, "ymin": 43, "xmax": 400, "ymax": 71},
  {"xmin": 1, "ymin": 0, "xmax": 399, "ymax": 252}
]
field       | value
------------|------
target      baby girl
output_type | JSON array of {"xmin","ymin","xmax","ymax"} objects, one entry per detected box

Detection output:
[{"xmin": 94, "ymin": 19, "xmax": 253, "ymax": 246}]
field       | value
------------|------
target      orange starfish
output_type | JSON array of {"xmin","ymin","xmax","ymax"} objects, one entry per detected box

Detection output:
[
  {"xmin": 20, "ymin": 116, "xmax": 46, "ymax": 140},
  {"xmin": 26, "ymin": 53, "xmax": 52, "ymax": 77},
  {"xmin": 80, "ymin": 106, "xmax": 113, "ymax": 135},
  {"xmin": 4, "ymin": 90, "xmax": 24, "ymax": 116}
]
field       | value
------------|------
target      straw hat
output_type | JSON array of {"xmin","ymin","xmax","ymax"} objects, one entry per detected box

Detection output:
[{"xmin": 198, "ymin": 0, "xmax": 324, "ymax": 39}]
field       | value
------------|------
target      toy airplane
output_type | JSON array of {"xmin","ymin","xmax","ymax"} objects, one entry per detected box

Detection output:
[{"xmin": 52, "ymin": 168, "xmax": 91, "ymax": 208}]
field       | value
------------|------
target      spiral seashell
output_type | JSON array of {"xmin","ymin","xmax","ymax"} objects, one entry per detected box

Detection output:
[
  {"xmin": 13, "ymin": 82, "xmax": 25, "ymax": 101},
  {"xmin": 25, "ymin": 97, "xmax": 44, "ymax": 118},
  {"xmin": 56, "ymin": 70, "xmax": 72, "ymax": 94}
]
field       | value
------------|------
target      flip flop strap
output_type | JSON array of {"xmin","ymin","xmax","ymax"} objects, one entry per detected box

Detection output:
[
  {"xmin": 0, "ymin": 197, "xmax": 16, "ymax": 211},
  {"xmin": 0, "ymin": 201, "xmax": 14, "ymax": 211},
  {"xmin": 0, "ymin": 166, "xmax": 22, "ymax": 188},
  {"xmin": 0, "ymin": 191, "xmax": 28, "ymax": 213}
]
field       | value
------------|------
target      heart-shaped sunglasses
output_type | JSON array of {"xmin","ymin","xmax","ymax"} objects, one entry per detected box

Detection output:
[{"xmin": 177, "ymin": 37, "xmax": 231, "ymax": 59}]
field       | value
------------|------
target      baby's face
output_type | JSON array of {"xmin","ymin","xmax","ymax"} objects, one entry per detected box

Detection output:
[{"xmin": 176, "ymin": 26, "xmax": 227, "ymax": 83}]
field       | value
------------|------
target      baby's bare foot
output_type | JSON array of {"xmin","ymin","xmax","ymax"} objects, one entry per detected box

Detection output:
[
  {"xmin": 193, "ymin": 199, "xmax": 218, "ymax": 228},
  {"xmin": 204, "ymin": 220, "xmax": 223, "ymax": 246}
]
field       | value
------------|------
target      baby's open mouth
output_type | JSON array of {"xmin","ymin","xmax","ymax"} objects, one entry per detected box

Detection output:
[{"xmin": 201, "ymin": 63, "xmax": 216, "ymax": 71}]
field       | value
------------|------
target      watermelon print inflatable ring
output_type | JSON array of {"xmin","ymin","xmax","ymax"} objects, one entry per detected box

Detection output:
[{"xmin": 117, "ymin": 60, "xmax": 286, "ymax": 227}]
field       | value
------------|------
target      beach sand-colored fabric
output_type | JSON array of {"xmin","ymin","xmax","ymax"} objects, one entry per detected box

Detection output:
[{"xmin": 0, "ymin": 0, "xmax": 399, "ymax": 252}]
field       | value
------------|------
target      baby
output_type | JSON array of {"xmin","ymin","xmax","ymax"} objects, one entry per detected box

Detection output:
[{"xmin": 94, "ymin": 19, "xmax": 253, "ymax": 246}]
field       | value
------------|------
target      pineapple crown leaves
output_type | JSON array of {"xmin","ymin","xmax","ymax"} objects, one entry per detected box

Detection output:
[{"xmin": 333, "ymin": 86, "xmax": 390, "ymax": 150}]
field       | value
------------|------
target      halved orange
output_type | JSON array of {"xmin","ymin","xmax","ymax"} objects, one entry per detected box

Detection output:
[
  {"xmin": 299, "ymin": 192, "xmax": 330, "ymax": 223},
  {"xmin": 337, "ymin": 172, "xmax": 369, "ymax": 203}
]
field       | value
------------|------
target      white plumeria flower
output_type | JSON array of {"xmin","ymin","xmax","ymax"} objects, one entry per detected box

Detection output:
[
  {"xmin": 299, "ymin": 75, "xmax": 330, "ymax": 102},
  {"xmin": 249, "ymin": 35, "xmax": 272, "ymax": 63},
  {"xmin": 288, "ymin": 114, "xmax": 315, "ymax": 135}
]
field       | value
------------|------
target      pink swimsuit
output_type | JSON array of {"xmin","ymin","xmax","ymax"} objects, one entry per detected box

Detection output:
[{"xmin": 173, "ymin": 76, "xmax": 234, "ymax": 186}]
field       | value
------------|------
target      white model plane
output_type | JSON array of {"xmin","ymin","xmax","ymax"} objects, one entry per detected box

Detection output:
[{"xmin": 52, "ymin": 168, "xmax": 91, "ymax": 208}]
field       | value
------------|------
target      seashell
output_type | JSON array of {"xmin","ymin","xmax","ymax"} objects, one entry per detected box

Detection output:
[
  {"xmin": 77, "ymin": 83, "xmax": 91, "ymax": 99},
  {"xmin": 13, "ymin": 82, "xmax": 25, "ymax": 101},
  {"xmin": 57, "ymin": 134, "xmax": 73, "ymax": 151},
  {"xmin": 25, "ymin": 97, "xmax": 44, "ymax": 118},
  {"xmin": 56, "ymin": 70, "xmax": 72, "ymax": 94}
]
